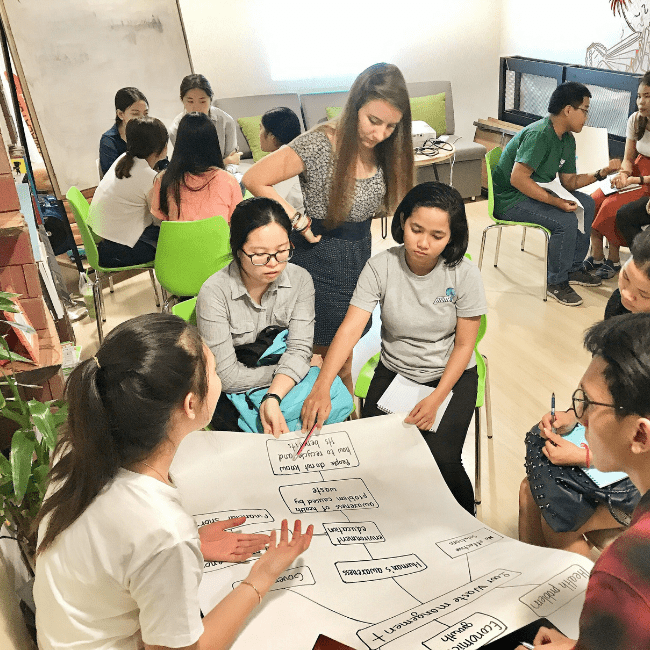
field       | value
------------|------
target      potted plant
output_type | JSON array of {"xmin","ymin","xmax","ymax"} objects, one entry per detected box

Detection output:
[{"xmin": 0, "ymin": 290, "xmax": 66, "ymax": 570}]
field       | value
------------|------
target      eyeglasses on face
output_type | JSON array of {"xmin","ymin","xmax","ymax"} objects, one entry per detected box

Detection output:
[
  {"xmin": 240, "ymin": 245, "xmax": 294, "ymax": 266},
  {"xmin": 571, "ymin": 387, "xmax": 622, "ymax": 419},
  {"xmin": 577, "ymin": 107, "xmax": 589, "ymax": 116}
]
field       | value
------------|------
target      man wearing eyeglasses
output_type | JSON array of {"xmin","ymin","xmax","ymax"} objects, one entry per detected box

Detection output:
[
  {"xmin": 517, "ymin": 312, "xmax": 650, "ymax": 649},
  {"xmin": 492, "ymin": 82, "xmax": 620, "ymax": 306}
]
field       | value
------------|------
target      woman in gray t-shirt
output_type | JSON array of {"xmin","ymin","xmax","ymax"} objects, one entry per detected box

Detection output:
[{"xmin": 302, "ymin": 182, "xmax": 487, "ymax": 514}]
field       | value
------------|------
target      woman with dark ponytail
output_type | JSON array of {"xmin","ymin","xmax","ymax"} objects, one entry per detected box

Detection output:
[
  {"xmin": 585, "ymin": 71, "xmax": 650, "ymax": 279},
  {"xmin": 33, "ymin": 313, "xmax": 313, "ymax": 650},
  {"xmin": 88, "ymin": 116, "xmax": 168, "ymax": 267}
]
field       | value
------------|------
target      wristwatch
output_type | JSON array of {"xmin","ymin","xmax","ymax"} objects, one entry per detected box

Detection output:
[
  {"xmin": 594, "ymin": 169, "xmax": 606, "ymax": 182},
  {"xmin": 260, "ymin": 392, "xmax": 282, "ymax": 406}
]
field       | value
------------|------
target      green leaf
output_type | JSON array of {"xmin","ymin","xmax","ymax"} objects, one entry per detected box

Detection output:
[
  {"xmin": 0, "ymin": 406, "xmax": 29, "ymax": 428},
  {"xmin": 28, "ymin": 400, "xmax": 58, "ymax": 450},
  {"xmin": 33, "ymin": 465, "xmax": 49, "ymax": 499},
  {"xmin": 6, "ymin": 320, "xmax": 36, "ymax": 335},
  {"xmin": 0, "ymin": 453, "xmax": 11, "ymax": 478},
  {"xmin": 10, "ymin": 429, "xmax": 36, "ymax": 504},
  {"xmin": 0, "ymin": 347, "xmax": 34, "ymax": 364},
  {"xmin": 0, "ymin": 297, "xmax": 20, "ymax": 312}
]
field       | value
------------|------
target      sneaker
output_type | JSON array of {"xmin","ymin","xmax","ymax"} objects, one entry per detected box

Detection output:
[
  {"xmin": 595, "ymin": 259, "xmax": 621, "ymax": 280},
  {"xmin": 568, "ymin": 269, "xmax": 602, "ymax": 286},
  {"xmin": 547, "ymin": 282, "xmax": 583, "ymax": 306},
  {"xmin": 582, "ymin": 256, "xmax": 604, "ymax": 273}
]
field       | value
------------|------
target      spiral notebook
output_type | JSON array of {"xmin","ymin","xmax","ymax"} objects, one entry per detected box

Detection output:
[{"xmin": 377, "ymin": 374, "xmax": 453, "ymax": 432}]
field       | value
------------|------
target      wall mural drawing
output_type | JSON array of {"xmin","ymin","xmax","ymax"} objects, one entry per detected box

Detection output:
[{"xmin": 586, "ymin": 0, "xmax": 650, "ymax": 72}]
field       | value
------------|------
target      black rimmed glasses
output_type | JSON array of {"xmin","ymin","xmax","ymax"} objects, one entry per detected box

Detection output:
[
  {"xmin": 240, "ymin": 244, "xmax": 294, "ymax": 266},
  {"xmin": 571, "ymin": 387, "xmax": 622, "ymax": 419}
]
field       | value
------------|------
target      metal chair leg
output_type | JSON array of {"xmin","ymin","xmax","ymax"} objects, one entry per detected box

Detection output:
[
  {"xmin": 494, "ymin": 227, "xmax": 503, "ymax": 267},
  {"xmin": 478, "ymin": 227, "xmax": 488, "ymax": 270},
  {"xmin": 148, "ymin": 269, "xmax": 161, "ymax": 308},
  {"xmin": 97, "ymin": 273, "xmax": 107, "ymax": 323},
  {"xmin": 521, "ymin": 227, "xmax": 527, "ymax": 251},
  {"xmin": 543, "ymin": 231, "xmax": 550, "ymax": 301},
  {"xmin": 109, "ymin": 275, "xmax": 114, "ymax": 293},
  {"xmin": 474, "ymin": 406, "xmax": 481, "ymax": 505},
  {"xmin": 483, "ymin": 354, "xmax": 493, "ymax": 440},
  {"xmin": 92, "ymin": 278, "xmax": 104, "ymax": 343}
]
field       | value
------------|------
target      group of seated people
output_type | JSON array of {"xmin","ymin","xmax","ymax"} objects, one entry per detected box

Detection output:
[
  {"xmin": 90, "ymin": 74, "xmax": 302, "ymax": 267},
  {"xmin": 32, "ymin": 65, "xmax": 650, "ymax": 649}
]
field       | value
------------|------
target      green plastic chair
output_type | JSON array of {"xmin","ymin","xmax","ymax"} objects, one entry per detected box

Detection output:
[
  {"xmin": 155, "ymin": 216, "xmax": 232, "ymax": 311},
  {"xmin": 478, "ymin": 147, "xmax": 551, "ymax": 301},
  {"xmin": 66, "ymin": 187, "xmax": 160, "ymax": 343},
  {"xmin": 171, "ymin": 296, "xmax": 197, "ymax": 325},
  {"xmin": 352, "ymin": 313, "xmax": 491, "ymax": 507}
]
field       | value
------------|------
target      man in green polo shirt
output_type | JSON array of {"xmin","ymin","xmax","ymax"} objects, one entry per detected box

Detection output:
[{"xmin": 492, "ymin": 82, "xmax": 619, "ymax": 306}]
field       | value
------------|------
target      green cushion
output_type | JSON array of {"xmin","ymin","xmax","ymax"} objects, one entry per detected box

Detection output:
[
  {"xmin": 327, "ymin": 93, "xmax": 446, "ymax": 136},
  {"xmin": 237, "ymin": 115, "xmax": 269, "ymax": 163},
  {"xmin": 410, "ymin": 93, "xmax": 446, "ymax": 136},
  {"xmin": 326, "ymin": 106, "xmax": 343, "ymax": 121}
]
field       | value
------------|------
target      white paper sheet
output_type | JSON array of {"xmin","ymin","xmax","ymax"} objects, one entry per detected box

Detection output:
[
  {"xmin": 171, "ymin": 416, "xmax": 592, "ymax": 650},
  {"xmin": 377, "ymin": 374, "xmax": 452, "ymax": 432},
  {"xmin": 536, "ymin": 176, "xmax": 585, "ymax": 233},
  {"xmin": 573, "ymin": 126, "xmax": 610, "ymax": 174}
]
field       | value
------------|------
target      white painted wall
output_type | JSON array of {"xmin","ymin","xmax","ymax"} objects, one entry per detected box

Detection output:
[
  {"xmin": 178, "ymin": 0, "xmax": 503, "ymax": 140},
  {"xmin": 500, "ymin": 0, "xmax": 633, "ymax": 71}
]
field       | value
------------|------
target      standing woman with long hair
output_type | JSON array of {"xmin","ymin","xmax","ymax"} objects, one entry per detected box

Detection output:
[
  {"xmin": 243, "ymin": 63, "xmax": 414, "ymax": 394},
  {"xmin": 33, "ymin": 313, "xmax": 312, "ymax": 650},
  {"xmin": 151, "ymin": 112, "xmax": 242, "ymax": 223}
]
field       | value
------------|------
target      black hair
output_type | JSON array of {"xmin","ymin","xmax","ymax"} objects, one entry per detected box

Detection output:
[
  {"xmin": 114, "ymin": 87, "xmax": 148, "ymax": 124},
  {"xmin": 548, "ymin": 82, "xmax": 591, "ymax": 115},
  {"xmin": 630, "ymin": 227, "xmax": 650, "ymax": 280},
  {"xmin": 391, "ymin": 181, "xmax": 468, "ymax": 267},
  {"xmin": 35, "ymin": 313, "xmax": 210, "ymax": 554},
  {"xmin": 584, "ymin": 313, "xmax": 650, "ymax": 418},
  {"xmin": 180, "ymin": 73, "xmax": 214, "ymax": 100},
  {"xmin": 115, "ymin": 117, "xmax": 168, "ymax": 179},
  {"xmin": 636, "ymin": 72, "xmax": 650, "ymax": 145},
  {"xmin": 229, "ymin": 197, "xmax": 292, "ymax": 269},
  {"xmin": 158, "ymin": 112, "xmax": 224, "ymax": 218},
  {"xmin": 261, "ymin": 107, "xmax": 301, "ymax": 146}
]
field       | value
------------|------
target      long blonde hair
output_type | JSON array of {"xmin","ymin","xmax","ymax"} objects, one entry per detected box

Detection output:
[{"xmin": 316, "ymin": 63, "xmax": 414, "ymax": 228}]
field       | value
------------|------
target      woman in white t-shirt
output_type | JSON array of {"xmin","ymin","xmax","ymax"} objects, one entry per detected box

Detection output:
[
  {"xmin": 33, "ymin": 313, "xmax": 312, "ymax": 650},
  {"xmin": 586, "ymin": 71, "xmax": 650, "ymax": 279},
  {"xmin": 88, "ymin": 117, "xmax": 168, "ymax": 267},
  {"xmin": 301, "ymin": 182, "xmax": 487, "ymax": 514}
]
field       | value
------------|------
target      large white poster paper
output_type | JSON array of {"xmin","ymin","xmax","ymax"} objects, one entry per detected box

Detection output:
[{"xmin": 171, "ymin": 415, "xmax": 592, "ymax": 650}]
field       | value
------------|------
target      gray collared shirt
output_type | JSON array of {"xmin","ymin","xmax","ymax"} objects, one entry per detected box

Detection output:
[{"xmin": 196, "ymin": 262, "xmax": 315, "ymax": 393}]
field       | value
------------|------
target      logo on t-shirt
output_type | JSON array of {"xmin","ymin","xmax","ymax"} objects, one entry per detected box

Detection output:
[
  {"xmin": 559, "ymin": 158, "xmax": 566, "ymax": 169},
  {"xmin": 433, "ymin": 288, "xmax": 456, "ymax": 305}
]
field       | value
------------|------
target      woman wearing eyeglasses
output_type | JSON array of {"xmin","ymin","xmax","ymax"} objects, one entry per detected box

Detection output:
[{"xmin": 196, "ymin": 197, "xmax": 317, "ymax": 436}]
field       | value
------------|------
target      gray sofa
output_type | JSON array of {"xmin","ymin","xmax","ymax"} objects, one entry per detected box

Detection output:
[{"xmin": 215, "ymin": 81, "xmax": 485, "ymax": 200}]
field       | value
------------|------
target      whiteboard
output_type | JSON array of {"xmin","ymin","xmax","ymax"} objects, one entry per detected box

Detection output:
[
  {"xmin": 0, "ymin": 0, "xmax": 192, "ymax": 195},
  {"xmin": 171, "ymin": 415, "xmax": 592, "ymax": 649}
]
